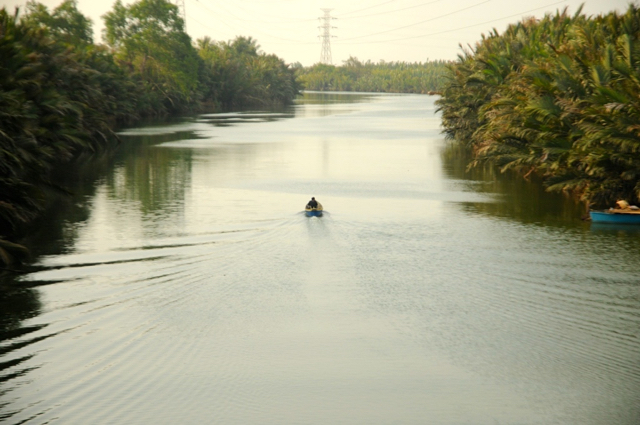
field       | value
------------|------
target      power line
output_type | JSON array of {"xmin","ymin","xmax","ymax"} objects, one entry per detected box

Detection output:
[
  {"xmin": 338, "ymin": 0, "xmax": 444, "ymax": 20},
  {"xmin": 338, "ymin": 0, "xmax": 491, "ymax": 42},
  {"xmin": 319, "ymin": 9, "xmax": 336, "ymax": 64},
  {"xmin": 195, "ymin": 0, "xmax": 315, "ymax": 24},
  {"xmin": 174, "ymin": 0, "xmax": 187, "ymax": 30},
  {"xmin": 337, "ymin": 0, "xmax": 398, "ymax": 17},
  {"xmin": 218, "ymin": 0, "xmax": 317, "ymax": 23},
  {"xmin": 186, "ymin": 12, "xmax": 213, "ymax": 34},
  {"xmin": 189, "ymin": 0, "xmax": 310, "ymax": 43},
  {"xmin": 336, "ymin": 0, "xmax": 568, "ymax": 45}
]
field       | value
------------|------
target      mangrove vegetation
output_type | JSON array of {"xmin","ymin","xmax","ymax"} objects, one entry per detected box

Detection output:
[
  {"xmin": 0, "ymin": 0, "xmax": 300, "ymax": 264},
  {"xmin": 296, "ymin": 57, "xmax": 449, "ymax": 94},
  {"xmin": 436, "ymin": 4, "xmax": 640, "ymax": 208}
]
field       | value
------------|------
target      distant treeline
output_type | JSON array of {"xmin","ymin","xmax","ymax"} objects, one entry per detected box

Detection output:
[
  {"xmin": 0, "ymin": 0, "xmax": 300, "ymax": 263},
  {"xmin": 436, "ymin": 4, "xmax": 640, "ymax": 208},
  {"xmin": 296, "ymin": 57, "xmax": 450, "ymax": 94}
]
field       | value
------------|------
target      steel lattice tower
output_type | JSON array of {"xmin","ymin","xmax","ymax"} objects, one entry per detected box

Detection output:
[
  {"xmin": 174, "ymin": 0, "xmax": 187, "ymax": 30},
  {"xmin": 318, "ymin": 9, "xmax": 336, "ymax": 64}
]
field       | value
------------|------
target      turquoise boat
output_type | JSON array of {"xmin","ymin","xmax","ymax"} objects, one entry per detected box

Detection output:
[
  {"xmin": 589, "ymin": 210, "xmax": 640, "ymax": 224},
  {"xmin": 305, "ymin": 208, "xmax": 323, "ymax": 217}
]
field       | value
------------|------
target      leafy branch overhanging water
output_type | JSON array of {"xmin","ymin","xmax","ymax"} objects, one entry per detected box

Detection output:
[{"xmin": 436, "ymin": 4, "xmax": 640, "ymax": 209}]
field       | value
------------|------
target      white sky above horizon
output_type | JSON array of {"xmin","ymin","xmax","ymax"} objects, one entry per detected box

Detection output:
[{"xmin": 1, "ymin": 0, "xmax": 634, "ymax": 66}]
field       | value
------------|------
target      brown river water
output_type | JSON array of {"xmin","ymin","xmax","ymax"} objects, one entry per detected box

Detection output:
[{"xmin": 1, "ymin": 92, "xmax": 639, "ymax": 424}]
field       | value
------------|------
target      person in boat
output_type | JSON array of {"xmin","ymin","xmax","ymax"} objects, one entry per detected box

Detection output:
[
  {"xmin": 614, "ymin": 200, "xmax": 639, "ymax": 211},
  {"xmin": 306, "ymin": 197, "xmax": 318, "ymax": 209},
  {"xmin": 616, "ymin": 200, "xmax": 630, "ymax": 210}
]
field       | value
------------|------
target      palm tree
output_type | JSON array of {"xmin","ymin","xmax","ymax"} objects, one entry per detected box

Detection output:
[{"xmin": 436, "ymin": 4, "xmax": 640, "ymax": 207}]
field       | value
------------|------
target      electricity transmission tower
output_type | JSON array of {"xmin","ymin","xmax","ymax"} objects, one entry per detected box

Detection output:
[
  {"xmin": 318, "ymin": 9, "xmax": 336, "ymax": 64},
  {"xmin": 174, "ymin": 0, "xmax": 187, "ymax": 30}
]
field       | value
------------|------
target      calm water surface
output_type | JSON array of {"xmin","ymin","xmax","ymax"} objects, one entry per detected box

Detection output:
[{"xmin": 1, "ymin": 92, "xmax": 639, "ymax": 425}]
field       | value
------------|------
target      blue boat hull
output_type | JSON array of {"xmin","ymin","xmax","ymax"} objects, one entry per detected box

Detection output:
[
  {"xmin": 590, "ymin": 211, "xmax": 640, "ymax": 224},
  {"xmin": 305, "ymin": 209, "xmax": 323, "ymax": 217}
]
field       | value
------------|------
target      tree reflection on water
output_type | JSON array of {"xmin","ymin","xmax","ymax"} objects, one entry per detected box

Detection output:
[{"xmin": 441, "ymin": 143, "xmax": 588, "ymax": 227}]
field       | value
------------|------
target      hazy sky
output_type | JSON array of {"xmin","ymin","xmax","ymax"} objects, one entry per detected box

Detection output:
[{"xmin": 1, "ymin": 0, "xmax": 634, "ymax": 65}]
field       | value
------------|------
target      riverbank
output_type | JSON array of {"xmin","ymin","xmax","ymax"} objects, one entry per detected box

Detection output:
[
  {"xmin": 0, "ymin": 2, "xmax": 300, "ymax": 265},
  {"xmin": 296, "ymin": 58, "xmax": 449, "ymax": 94},
  {"xmin": 435, "ymin": 4, "xmax": 640, "ymax": 209}
]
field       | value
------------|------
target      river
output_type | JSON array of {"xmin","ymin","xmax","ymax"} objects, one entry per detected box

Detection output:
[{"xmin": 1, "ymin": 92, "xmax": 639, "ymax": 425}]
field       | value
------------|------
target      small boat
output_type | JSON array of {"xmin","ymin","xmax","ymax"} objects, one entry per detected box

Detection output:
[
  {"xmin": 305, "ymin": 202, "xmax": 323, "ymax": 217},
  {"xmin": 305, "ymin": 208, "xmax": 323, "ymax": 217},
  {"xmin": 589, "ymin": 209, "xmax": 640, "ymax": 224}
]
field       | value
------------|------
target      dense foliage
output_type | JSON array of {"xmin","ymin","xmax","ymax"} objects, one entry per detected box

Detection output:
[
  {"xmin": 297, "ymin": 57, "xmax": 449, "ymax": 94},
  {"xmin": 197, "ymin": 36, "xmax": 299, "ymax": 108},
  {"xmin": 436, "ymin": 5, "xmax": 640, "ymax": 208},
  {"xmin": 102, "ymin": 0, "xmax": 200, "ymax": 115},
  {"xmin": 0, "ymin": 0, "xmax": 299, "ymax": 263}
]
